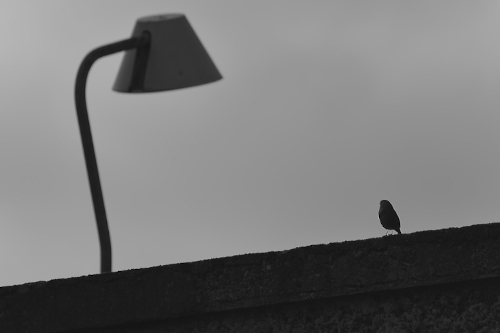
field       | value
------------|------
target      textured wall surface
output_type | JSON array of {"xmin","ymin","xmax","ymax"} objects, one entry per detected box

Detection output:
[
  {"xmin": 1, "ymin": 222, "xmax": 500, "ymax": 332},
  {"xmin": 91, "ymin": 279, "xmax": 500, "ymax": 333}
]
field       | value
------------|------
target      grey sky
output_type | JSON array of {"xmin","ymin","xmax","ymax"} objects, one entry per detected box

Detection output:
[{"xmin": 1, "ymin": 0, "xmax": 499, "ymax": 286}]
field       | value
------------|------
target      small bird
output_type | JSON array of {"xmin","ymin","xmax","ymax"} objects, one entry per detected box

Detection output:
[{"xmin": 378, "ymin": 200, "xmax": 402, "ymax": 235}]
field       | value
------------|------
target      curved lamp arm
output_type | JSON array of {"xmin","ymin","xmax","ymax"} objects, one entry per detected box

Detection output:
[{"xmin": 74, "ymin": 34, "xmax": 149, "ymax": 273}]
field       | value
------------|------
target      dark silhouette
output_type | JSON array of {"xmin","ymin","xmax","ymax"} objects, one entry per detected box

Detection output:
[{"xmin": 379, "ymin": 200, "xmax": 402, "ymax": 235}]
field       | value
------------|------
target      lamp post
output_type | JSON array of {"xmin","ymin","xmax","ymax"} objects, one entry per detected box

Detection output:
[{"xmin": 74, "ymin": 14, "xmax": 222, "ymax": 273}]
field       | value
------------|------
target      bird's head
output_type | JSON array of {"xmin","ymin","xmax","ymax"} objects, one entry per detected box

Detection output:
[{"xmin": 380, "ymin": 200, "xmax": 392, "ymax": 208}]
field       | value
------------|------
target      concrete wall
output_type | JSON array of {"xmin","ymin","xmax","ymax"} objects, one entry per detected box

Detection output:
[{"xmin": 1, "ymin": 222, "xmax": 500, "ymax": 332}]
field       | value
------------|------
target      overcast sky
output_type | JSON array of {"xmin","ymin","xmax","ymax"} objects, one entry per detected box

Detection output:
[{"xmin": 1, "ymin": 1, "xmax": 499, "ymax": 287}]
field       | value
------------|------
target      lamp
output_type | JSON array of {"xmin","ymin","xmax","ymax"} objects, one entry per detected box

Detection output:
[{"xmin": 74, "ymin": 14, "xmax": 222, "ymax": 273}]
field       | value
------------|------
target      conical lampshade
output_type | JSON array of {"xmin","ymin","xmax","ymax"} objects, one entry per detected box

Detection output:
[{"xmin": 113, "ymin": 14, "xmax": 222, "ymax": 93}]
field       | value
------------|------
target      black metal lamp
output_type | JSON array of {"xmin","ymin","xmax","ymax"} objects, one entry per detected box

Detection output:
[{"xmin": 74, "ymin": 14, "xmax": 222, "ymax": 273}]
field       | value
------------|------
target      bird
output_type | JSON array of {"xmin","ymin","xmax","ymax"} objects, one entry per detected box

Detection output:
[{"xmin": 378, "ymin": 200, "xmax": 402, "ymax": 235}]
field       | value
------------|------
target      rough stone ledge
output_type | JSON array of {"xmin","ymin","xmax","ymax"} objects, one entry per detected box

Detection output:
[{"xmin": 1, "ymin": 222, "xmax": 499, "ymax": 333}]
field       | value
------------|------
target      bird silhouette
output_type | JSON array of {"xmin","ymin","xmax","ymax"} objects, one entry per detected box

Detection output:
[{"xmin": 379, "ymin": 200, "xmax": 401, "ymax": 235}]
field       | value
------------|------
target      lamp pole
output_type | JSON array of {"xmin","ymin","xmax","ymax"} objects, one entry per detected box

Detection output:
[
  {"xmin": 74, "ymin": 35, "xmax": 149, "ymax": 273},
  {"xmin": 74, "ymin": 14, "xmax": 221, "ymax": 274}
]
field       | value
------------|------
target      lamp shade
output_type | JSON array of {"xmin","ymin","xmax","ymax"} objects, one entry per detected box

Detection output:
[{"xmin": 113, "ymin": 14, "xmax": 222, "ymax": 93}]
